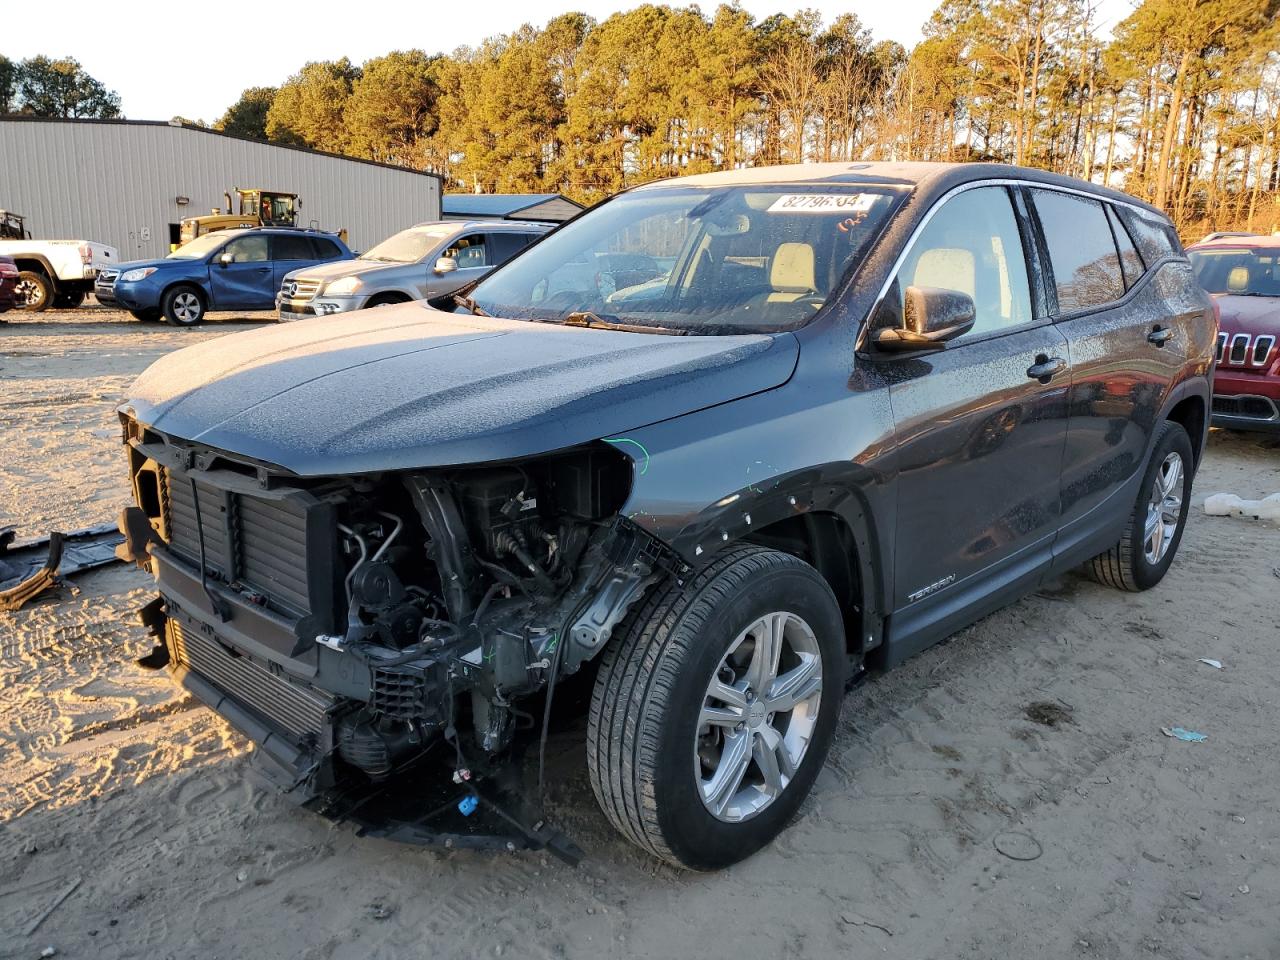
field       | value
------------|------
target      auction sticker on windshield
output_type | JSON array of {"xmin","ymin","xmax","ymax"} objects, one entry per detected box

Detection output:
[{"xmin": 767, "ymin": 194, "xmax": 877, "ymax": 213}]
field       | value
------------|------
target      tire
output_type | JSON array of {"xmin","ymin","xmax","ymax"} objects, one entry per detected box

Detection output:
[
  {"xmin": 54, "ymin": 290, "xmax": 86, "ymax": 309},
  {"xmin": 161, "ymin": 285, "xmax": 206, "ymax": 326},
  {"xmin": 364, "ymin": 293, "xmax": 411, "ymax": 309},
  {"xmin": 16, "ymin": 271, "xmax": 52, "ymax": 311},
  {"xmin": 130, "ymin": 309, "xmax": 163, "ymax": 323},
  {"xmin": 587, "ymin": 546, "xmax": 845, "ymax": 869},
  {"xmin": 1086, "ymin": 420, "xmax": 1194, "ymax": 592}
]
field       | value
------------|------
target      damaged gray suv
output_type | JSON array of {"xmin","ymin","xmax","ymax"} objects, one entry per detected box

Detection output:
[{"xmin": 118, "ymin": 162, "xmax": 1214, "ymax": 869}]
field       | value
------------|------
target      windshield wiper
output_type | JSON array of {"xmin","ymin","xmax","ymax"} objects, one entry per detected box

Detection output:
[
  {"xmin": 562, "ymin": 311, "xmax": 688, "ymax": 336},
  {"xmin": 454, "ymin": 294, "xmax": 490, "ymax": 317}
]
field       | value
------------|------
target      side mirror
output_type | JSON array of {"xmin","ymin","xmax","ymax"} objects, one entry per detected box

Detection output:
[
  {"xmin": 218, "ymin": 252, "xmax": 233, "ymax": 267},
  {"xmin": 872, "ymin": 286, "xmax": 975, "ymax": 352},
  {"xmin": 434, "ymin": 257, "xmax": 457, "ymax": 275}
]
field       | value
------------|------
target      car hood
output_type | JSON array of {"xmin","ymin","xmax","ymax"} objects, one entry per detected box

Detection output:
[
  {"xmin": 1214, "ymin": 294, "xmax": 1280, "ymax": 334},
  {"xmin": 113, "ymin": 257, "xmax": 187, "ymax": 274},
  {"xmin": 123, "ymin": 303, "xmax": 799, "ymax": 475},
  {"xmin": 285, "ymin": 258, "xmax": 406, "ymax": 283}
]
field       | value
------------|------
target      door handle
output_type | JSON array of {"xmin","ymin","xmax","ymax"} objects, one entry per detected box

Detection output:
[
  {"xmin": 1148, "ymin": 325, "xmax": 1173, "ymax": 346},
  {"xmin": 1026, "ymin": 354, "xmax": 1067, "ymax": 383}
]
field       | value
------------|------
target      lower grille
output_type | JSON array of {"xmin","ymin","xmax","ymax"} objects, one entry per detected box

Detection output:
[
  {"xmin": 169, "ymin": 620, "xmax": 333, "ymax": 743},
  {"xmin": 1212, "ymin": 394, "xmax": 1279, "ymax": 421}
]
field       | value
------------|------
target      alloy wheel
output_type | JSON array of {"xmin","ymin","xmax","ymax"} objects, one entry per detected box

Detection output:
[
  {"xmin": 1144, "ymin": 451, "xmax": 1184, "ymax": 564},
  {"xmin": 695, "ymin": 611, "xmax": 823, "ymax": 823},
  {"xmin": 16, "ymin": 277, "xmax": 45, "ymax": 309},
  {"xmin": 172, "ymin": 291, "xmax": 201, "ymax": 323}
]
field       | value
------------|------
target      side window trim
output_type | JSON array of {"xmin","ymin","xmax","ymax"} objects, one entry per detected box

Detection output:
[
  {"xmin": 1010, "ymin": 185, "xmax": 1054, "ymax": 320},
  {"xmin": 861, "ymin": 178, "xmax": 1170, "ymax": 349}
]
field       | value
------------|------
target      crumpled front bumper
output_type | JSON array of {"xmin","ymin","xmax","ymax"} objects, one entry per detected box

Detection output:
[{"xmin": 146, "ymin": 544, "xmax": 582, "ymax": 863}]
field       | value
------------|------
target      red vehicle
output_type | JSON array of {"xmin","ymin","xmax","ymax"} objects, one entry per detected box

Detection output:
[
  {"xmin": 0, "ymin": 256, "xmax": 20, "ymax": 316},
  {"xmin": 1188, "ymin": 235, "xmax": 1280, "ymax": 432}
]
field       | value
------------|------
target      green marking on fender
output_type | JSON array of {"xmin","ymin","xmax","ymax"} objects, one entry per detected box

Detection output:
[{"xmin": 603, "ymin": 437, "xmax": 651, "ymax": 475}]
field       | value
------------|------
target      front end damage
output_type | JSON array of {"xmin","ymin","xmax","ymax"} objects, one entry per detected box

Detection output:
[{"xmin": 118, "ymin": 415, "xmax": 677, "ymax": 861}]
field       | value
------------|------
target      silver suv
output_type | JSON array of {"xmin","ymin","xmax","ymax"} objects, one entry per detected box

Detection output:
[{"xmin": 276, "ymin": 219, "xmax": 550, "ymax": 320}]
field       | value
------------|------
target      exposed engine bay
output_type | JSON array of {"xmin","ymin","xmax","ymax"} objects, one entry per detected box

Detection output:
[{"xmin": 119, "ymin": 418, "xmax": 678, "ymax": 860}]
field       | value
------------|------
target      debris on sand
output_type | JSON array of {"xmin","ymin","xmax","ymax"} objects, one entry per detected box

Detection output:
[
  {"xmin": 840, "ymin": 912, "xmax": 893, "ymax": 936},
  {"xmin": 1161, "ymin": 727, "xmax": 1207, "ymax": 743},
  {"xmin": 993, "ymin": 831, "xmax": 1043, "ymax": 861},
  {"xmin": 0, "ymin": 524, "xmax": 123, "ymax": 611},
  {"xmin": 1197, "ymin": 658, "xmax": 1223, "ymax": 669},
  {"xmin": 24, "ymin": 877, "xmax": 81, "ymax": 937},
  {"xmin": 1024, "ymin": 701, "xmax": 1074, "ymax": 727},
  {"xmin": 1203, "ymin": 492, "xmax": 1280, "ymax": 522}
]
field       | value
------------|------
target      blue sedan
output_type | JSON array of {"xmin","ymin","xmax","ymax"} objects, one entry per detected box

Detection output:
[{"xmin": 96, "ymin": 228, "xmax": 353, "ymax": 325}]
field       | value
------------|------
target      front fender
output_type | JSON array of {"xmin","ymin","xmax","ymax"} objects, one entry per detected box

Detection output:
[{"xmin": 609, "ymin": 368, "xmax": 898, "ymax": 640}]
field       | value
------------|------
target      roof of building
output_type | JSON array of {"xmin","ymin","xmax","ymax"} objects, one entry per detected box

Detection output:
[
  {"xmin": 442, "ymin": 194, "xmax": 584, "ymax": 219},
  {"xmin": 0, "ymin": 115, "xmax": 443, "ymax": 182}
]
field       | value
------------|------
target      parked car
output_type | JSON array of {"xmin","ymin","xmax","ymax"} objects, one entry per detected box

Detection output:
[
  {"xmin": 1198, "ymin": 230, "xmax": 1261, "ymax": 244},
  {"xmin": 1188, "ymin": 235, "xmax": 1280, "ymax": 431},
  {"xmin": 276, "ymin": 220, "xmax": 549, "ymax": 320},
  {"xmin": 118, "ymin": 162, "xmax": 1213, "ymax": 869},
  {"xmin": 0, "ymin": 255, "xmax": 20, "ymax": 316},
  {"xmin": 98, "ymin": 228, "xmax": 352, "ymax": 325},
  {"xmin": 0, "ymin": 233, "xmax": 119, "ymax": 310}
]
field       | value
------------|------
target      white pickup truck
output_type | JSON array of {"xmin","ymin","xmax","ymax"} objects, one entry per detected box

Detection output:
[{"xmin": 0, "ymin": 238, "xmax": 120, "ymax": 310}]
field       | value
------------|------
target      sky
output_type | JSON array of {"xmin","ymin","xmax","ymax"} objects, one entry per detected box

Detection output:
[{"xmin": 6, "ymin": 0, "xmax": 1138, "ymax": 123}]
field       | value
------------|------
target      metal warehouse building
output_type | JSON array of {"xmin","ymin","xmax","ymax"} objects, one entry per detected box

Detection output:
[{"xmin": 0, "ymin": 117, "xmax": 441, "ymax": 259}]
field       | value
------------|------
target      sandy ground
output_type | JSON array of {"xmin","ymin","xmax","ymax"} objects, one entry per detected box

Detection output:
[{"xmin": 2, "ymin": 307, "xmax": 1279, "ymax": 960}]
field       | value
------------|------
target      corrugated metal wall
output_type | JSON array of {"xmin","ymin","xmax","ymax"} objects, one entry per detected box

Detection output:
[{"xmin": 0, "ymin": 119, "xmax": 441, "ymax": 258}]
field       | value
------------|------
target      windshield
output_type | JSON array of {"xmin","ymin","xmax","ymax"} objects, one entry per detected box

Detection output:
[
  {"xmin": 467, "ymin": 184, "xmax": 904, "ymax": 334},
  {"xmin": 167, "ymin": 232, "xmax": 230, "ymax": 259},
  {"xmin": 362, "ymin": 225, "xmax": 457, "ymax": 263},
  {"xmin": 1189, "ymin": 248, "xmax": 1280, "ymax": 297}
]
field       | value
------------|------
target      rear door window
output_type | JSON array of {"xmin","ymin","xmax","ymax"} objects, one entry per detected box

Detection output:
[
  {"xmin": 1031, "ymin": 190, "xmax": 1125, "ymax": 313},
  {"xmin": 272, "ymin": 235, "xmax": 316, "ymax": 261},
  {"xmin": 489, "ymin": 233, "xmax": 532, "ymax": 264},
  {"xmin": 1106, "ymin": 205, "xmax": 1145, "ymax": 288}
]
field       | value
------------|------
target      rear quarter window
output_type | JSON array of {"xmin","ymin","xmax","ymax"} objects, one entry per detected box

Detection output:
[
  {"xmin": 1117, "ymin": 208, "xmax": 1182, "ymax": 265},
  {"xmin": 1031, "ymin": 189, "xmax": 1125, "ymax": 313},
  {"xmin": 1106, "ymin": 205, "xmax": 1145, "ymax": 288}
]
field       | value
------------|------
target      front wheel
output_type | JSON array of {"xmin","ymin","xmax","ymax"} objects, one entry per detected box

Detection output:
[
  {"xmin": 16, "ymin": 271, "xmax": 52, "ymax": 311},
  {"xmin": 130, "ymin": 308, "xmax": 163, "ymax": 322},
  {"xmin": 162, "ymin": 285, "xmax": 206, "ymax": 326},
  {"xmin": 587, "ymin": 546, "xmax": 845, "ymax": 869},
  {"xmin": 54, "ymin": 290, "xmax": 86, "ymax": 309},
  {"xmin": 1086, "ymin": 420, "xmax": 1194, "ymax": 591}
]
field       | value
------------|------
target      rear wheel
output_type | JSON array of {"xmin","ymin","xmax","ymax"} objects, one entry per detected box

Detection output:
[
  {"xmin": 1086, "ymin": 420, "xmax": 1194, "ymax": 591},
  {"xmin": 130, "ymin": 308, "xmax": 163, "ymax": 322},
  {"xmin": 15, "ymin": 271, "xmax": 52, "ymax": 311},
  {"xmin": 162, "ymin": 285, "xmax": 206, "ymax": 326},
  {"xmin": 587, "ymin": 546, "xmax": 845, "ymax": 869}
]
